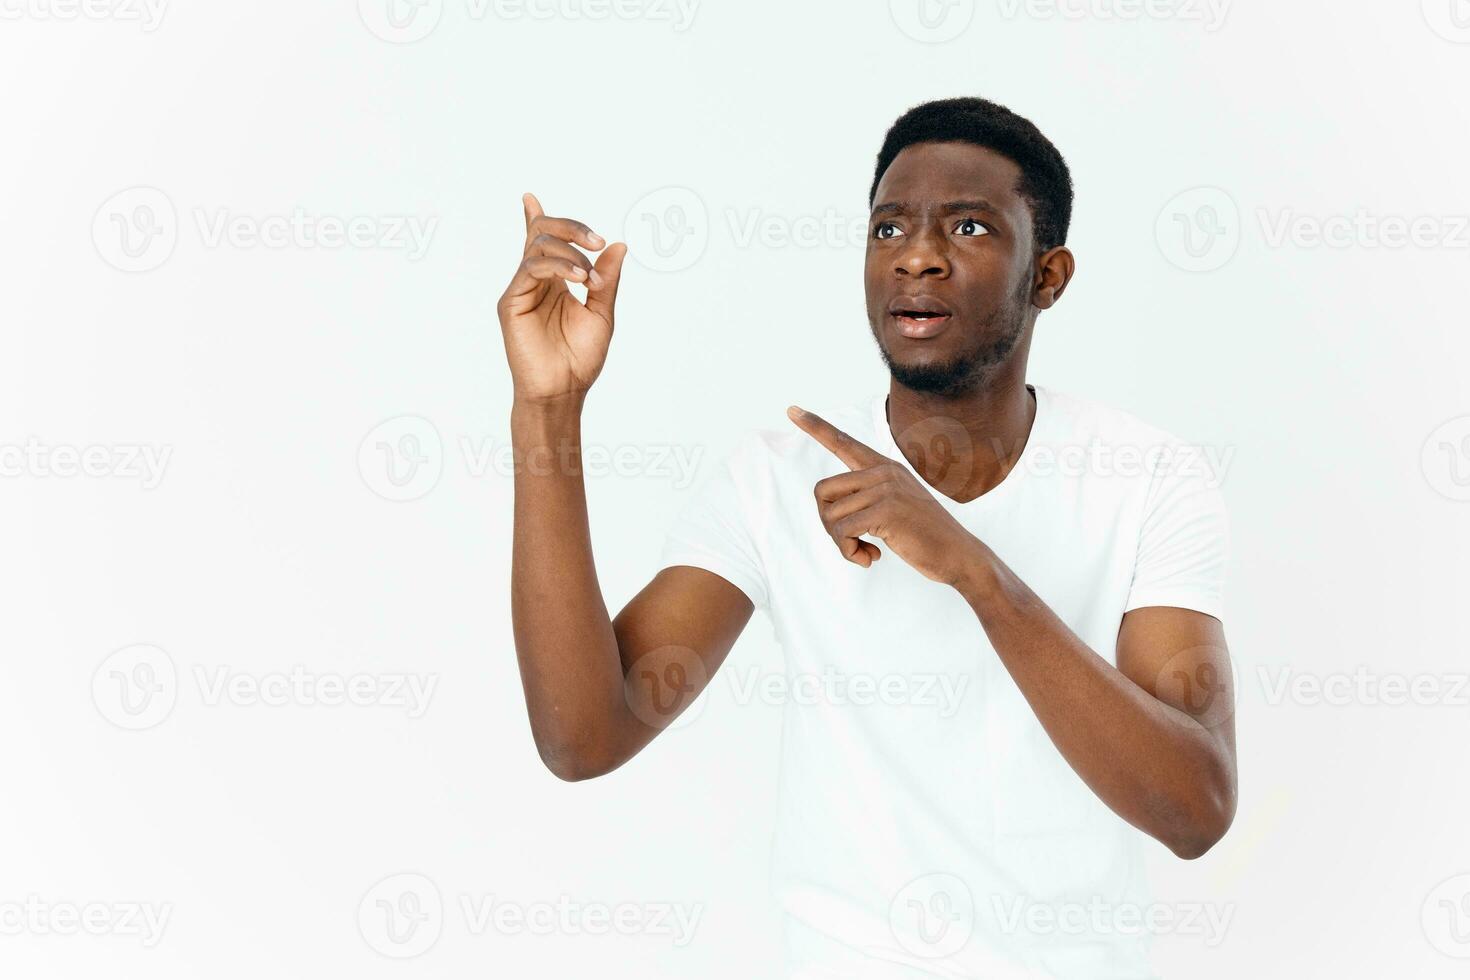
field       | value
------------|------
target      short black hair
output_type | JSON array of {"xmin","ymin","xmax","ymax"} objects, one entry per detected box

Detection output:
[{"xmin": 869, "ymin": 97, "xmax": 1073, "ymax": 252}]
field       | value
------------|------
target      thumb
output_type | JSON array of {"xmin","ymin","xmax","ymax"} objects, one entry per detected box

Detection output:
[{"xmin": 585, "ymin": 242, "xmax": 628, "ymax": 322}]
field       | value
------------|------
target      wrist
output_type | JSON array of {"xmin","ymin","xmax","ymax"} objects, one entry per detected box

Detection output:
[
  {"xmin": 514, "ymin": 387, "xmax": 588, "ymax": 417},
  {"xmin": 949, "ymin": 536, "xmax": 1001, "ymax": 606},
  {"xmin": 512, "ymin": 390, "xmax": 587, "ymax": 426},
  {"xmin": 510, "ymin": 392, "xmax": 586, "ymax": 478}
]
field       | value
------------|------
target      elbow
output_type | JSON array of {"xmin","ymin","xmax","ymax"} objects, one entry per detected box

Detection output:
[
  {"xmin": 523, "ymin": 693, "xmax": 635, "ymax": 782},
  {"xmin": 1166, "ymin": 774, "xmax": 1237, "ymax": 860},
  {"xmin": 1168, "ymin": 828, "xmax": 1225, "ymax": 861},
  {"xmin": 542, "ymin": 754, "xmax": 611, "ymax": 783},
  {"xmin": 533, "ymin": 734, "xmax": 621, "ymax": 783}
]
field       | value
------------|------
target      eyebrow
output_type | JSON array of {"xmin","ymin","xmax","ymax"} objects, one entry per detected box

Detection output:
[{"xmin": 870, "ymin": 199, "xmax": 999, "ymax": 217}]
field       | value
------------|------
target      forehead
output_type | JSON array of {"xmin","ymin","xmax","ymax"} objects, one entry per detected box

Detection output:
[{"xmin": 872, "ymin": 141, "xmax": 1027, "ymax": 219}]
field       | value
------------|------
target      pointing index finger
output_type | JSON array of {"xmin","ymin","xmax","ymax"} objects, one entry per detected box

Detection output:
[{"xmin": 787, "ymin": 405, "xmax": 888, "ymax": 471}]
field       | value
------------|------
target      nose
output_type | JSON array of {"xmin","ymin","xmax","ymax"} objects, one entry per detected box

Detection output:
[{"xmin": 894, "ymin": 222, "xmax": 950, "ymax": 279}]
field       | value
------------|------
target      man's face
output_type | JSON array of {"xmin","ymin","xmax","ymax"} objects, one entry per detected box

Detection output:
[{"xmin": 865, "ymin": 141, "xmax": 1039, "ymax": 396}]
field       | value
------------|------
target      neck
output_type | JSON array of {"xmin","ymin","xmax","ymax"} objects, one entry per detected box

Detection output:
[{"xmin": 885, "ymin": 359, "xmax": 1036, "ymax": 504}]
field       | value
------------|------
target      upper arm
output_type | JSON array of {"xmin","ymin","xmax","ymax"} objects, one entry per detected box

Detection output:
[
  {"xmin": 608, "ymin": 564, "xmax": 755, "ymax": 758},
  {"xmin": 604, "ymin": 429, "xmax": 767, "ymax": 763},
  {"xmin": 1117, "ymin": 435, "xmax": 1234, "ymax": 749},
  {"xmin": 1116, "ymin": 606, "xmax": 1235, "ymax": 759}
]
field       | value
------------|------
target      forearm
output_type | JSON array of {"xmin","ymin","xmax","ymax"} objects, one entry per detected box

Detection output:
[
  {"xmin": 955, "ymin": 542, "xmax": 1235, "ymax": 857},
  {"xmin": 510, "ymin": 395, "xmax": 633, "ymax": 777}
]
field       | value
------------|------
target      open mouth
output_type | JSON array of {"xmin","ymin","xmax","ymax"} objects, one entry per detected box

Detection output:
[{"xmin": 888, "ymin": 298, "xmax": 954, "ymax": 339}]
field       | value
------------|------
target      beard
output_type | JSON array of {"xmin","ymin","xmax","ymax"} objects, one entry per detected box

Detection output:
[{"xmin": 870, "ymin": 282, "xmax": 1032, "ymax": 398}]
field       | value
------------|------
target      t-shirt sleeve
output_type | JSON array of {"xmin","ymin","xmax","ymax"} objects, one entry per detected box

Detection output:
[
  {"xmin": 1123, "ymin": 448, "xmax": 1230, "ymax": 620},
  {"xmin": 657, "ymin": 433, "xmax": 770, "ymax": 611}
]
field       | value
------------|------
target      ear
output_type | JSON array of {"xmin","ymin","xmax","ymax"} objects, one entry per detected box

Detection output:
[{"xmin": 1032, "ymin": 246, "xmax": 1076, "ymax": 310}]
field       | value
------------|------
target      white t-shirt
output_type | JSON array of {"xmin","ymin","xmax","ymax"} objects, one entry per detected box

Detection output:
[{"xmin": 659, "ymin": 384, "xmax": 1229, "ymax": 979}]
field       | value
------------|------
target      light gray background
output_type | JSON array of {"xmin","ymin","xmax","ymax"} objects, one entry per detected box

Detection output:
[{"xmin": 2, "ymin": 0, "xmax": 1468, "ymax": 976}]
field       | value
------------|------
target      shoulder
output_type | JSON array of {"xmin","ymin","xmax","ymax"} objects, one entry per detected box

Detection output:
[
  {"xmin": 1036, "ymin": 384, "xmax": 1192, "ymax": 453},
  {"xmin": 1035, "ymin": 385, "xmax": 1229, "ymax": 516}
]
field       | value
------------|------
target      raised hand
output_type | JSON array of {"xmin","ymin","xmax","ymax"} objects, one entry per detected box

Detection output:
[
  {"xmin": 787, "ymin": 405, "xmax": 983, "ymax": 586},
  {"xmin": 497, "ymin": 193, "xmax": 629, "ymax": 404}
]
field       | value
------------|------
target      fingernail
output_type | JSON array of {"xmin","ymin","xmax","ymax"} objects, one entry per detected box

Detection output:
[
  {"xmin": 588, "ymin": 270, "xmax": 604, "ymax": 288},
  {"xmin": 587, "ymin": 231, "xmax": 605, "ymax": 248},
  {"xmin": 786, "ymin": 405, "xmax": 805, "ymax": 420},
  {"xmin": 570, "ymin": 267, "xmax": 587, "ymax": 279}
]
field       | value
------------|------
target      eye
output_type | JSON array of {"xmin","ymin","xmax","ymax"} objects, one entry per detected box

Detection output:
[
  {"xmin": 873, "ymin": 221, "xmax": 904, "ymax": 240},
  {"xmin": 954, "ymin": 218, "xmax": 989, "ymax": 237}
]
